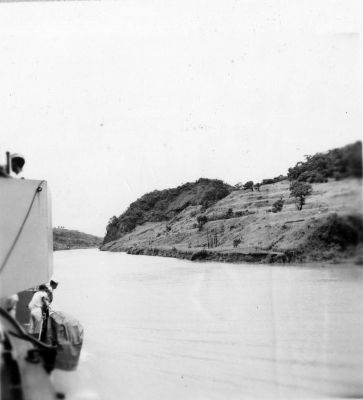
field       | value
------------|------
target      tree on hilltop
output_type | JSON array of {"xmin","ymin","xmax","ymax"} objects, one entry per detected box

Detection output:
[
  {"xmin": 108, "ymin": 216, "xmax": 118, "ymax": 226},
  {"xmin": 243, "ymin": 181, "xmax": 254, "ymax": 191}
]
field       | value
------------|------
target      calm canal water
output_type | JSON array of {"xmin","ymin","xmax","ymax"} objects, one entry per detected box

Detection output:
[{"xmin": 51, "ymin": 249, "xmax": 363, "ymax": 400}]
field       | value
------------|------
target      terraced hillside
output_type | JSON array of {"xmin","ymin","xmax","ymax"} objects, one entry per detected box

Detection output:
[{"xmin": 101, "ymin": 177, "xmax": 363, "ymax": 263}]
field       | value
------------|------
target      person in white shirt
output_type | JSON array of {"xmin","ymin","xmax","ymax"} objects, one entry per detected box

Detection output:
[{"xmin": 28, "ymin": 284, "xmax": 50, "ymax": 338}]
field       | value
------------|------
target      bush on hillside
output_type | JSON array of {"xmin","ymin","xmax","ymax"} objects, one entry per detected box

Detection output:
[
  {"xmin": 272, "ymin": 198, "xmax": 284, "ymax": 213},
  {"xmin": 243, "ymin": 181, "xmax": 254, "ymax": 191},
  {"xmin": 261, "ymin": 175, "xmax": 287, "ymax": 186},
  {"xmin": 233, "ymin": 238, "xmax": 241, "ymax": 248},
  {"xmin": 225, "ymin": 208, "xmax": 234, "ymax": 218},
  {"xmin": 197, "ymin": 215, "xmax": 208, "ymax": 231},
  {"xmin": 308, "ymin": 214, "xmax": 363, "ymax": 251},
  {"xmin": 191, "ymin": 249, "xmax": 208, "ymax": 261},
  {"xmin": 290, "ymin": 181, "xmax": 312, "ymax": 210}
]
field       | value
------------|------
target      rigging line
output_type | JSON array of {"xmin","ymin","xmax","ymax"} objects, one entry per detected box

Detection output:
[{"xmin": 0, "ymin": 180, "xmax": 45, "ymax": 274}]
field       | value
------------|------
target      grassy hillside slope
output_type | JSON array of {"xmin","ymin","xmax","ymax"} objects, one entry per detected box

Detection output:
[
  {"xmin": 103, "ymin": 178, "xmax": 232, "ymax": 244},
  {"xmin": 101, "ymin": 178, "xmax": 363, "ymax": 263},
  {"xmin": 53, "ymin": 228, "xmax": 102, "ymax": 251}
]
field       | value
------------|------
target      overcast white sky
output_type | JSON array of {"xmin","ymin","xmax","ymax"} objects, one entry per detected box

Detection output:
[{"xmin": 0, "ymin": 0, "xmax": 362, "ymax": 236}]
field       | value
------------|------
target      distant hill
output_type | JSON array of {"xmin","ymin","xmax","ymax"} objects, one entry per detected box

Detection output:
[
  {"xmin": 101, "ymin": 142, "xmax": 362, "ymax": 263},
  {"xmin": 53, "ymin": 228, "xmax": 102, "ymax": 251}
]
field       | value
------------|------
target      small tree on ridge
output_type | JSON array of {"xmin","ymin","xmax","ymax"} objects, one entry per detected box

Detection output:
[
  {"xmin": 290, "ymin": 181, "xmax": 312, "ymax": 210},
  {"xmin": 243, "ymin": 181, "xmax": 254, "ymax": 191}
]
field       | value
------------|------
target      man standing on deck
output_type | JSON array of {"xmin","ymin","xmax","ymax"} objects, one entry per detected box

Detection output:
[{"xmin": 27, "ymin": 285, "xmax": 50, "ymax": 339}]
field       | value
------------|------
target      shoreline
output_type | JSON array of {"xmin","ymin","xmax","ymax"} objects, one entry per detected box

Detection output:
[
  {"xmin": 125, "ymin": 246, "xmax": 287, "ymax": 263},
  {"xmin": 54, "ymin": 245, "xmax": 100, "ymax": 252},
  {"xmin": 100, "ymin": 244, "xmax": 362, "ymax": 265}
]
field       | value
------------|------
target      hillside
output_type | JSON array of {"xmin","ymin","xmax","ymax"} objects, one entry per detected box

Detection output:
[
  {"xmin": 103, "ymin": 178, "xmax": 232, "ymax": 244},
  {"xmin": 101, "ymin": 142, "xmax": 363, "ymax": 263},
  {"xmin": 53, "ymin": 228, "xmax": 102, "ymax": 251},
  {"xmin": 101, "ymin": 178, "xmax": 362, "ymax": 263}
]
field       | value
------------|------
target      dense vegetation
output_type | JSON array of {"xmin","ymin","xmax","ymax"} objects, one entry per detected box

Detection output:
[
  {"xmin": 53, "ymin": 228, "xmax": 102, "ymax": 251},
  {"xmin": 287, "ymin": 141, "xmax": 362, "ymax": 182},
  {"xmin": 233, "ymin": 141, "xmax": 361, "ymax": 190},
  {"xmin": 103, "ymin": 178, "xmax": 232, "ymax": 244},
  {"xmin": 307, "ymin": 214, "xmax": 363, "ymax": 251}
]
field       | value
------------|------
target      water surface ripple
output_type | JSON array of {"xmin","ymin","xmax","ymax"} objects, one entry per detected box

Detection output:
[{"xmin": 51, "ymin": 250, "xmax": 363, "ymax": 400}]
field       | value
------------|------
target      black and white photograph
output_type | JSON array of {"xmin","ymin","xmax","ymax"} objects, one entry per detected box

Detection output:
[{"xmin": 0, "ymin": 1, "xmax": 362, "ymax": 399}]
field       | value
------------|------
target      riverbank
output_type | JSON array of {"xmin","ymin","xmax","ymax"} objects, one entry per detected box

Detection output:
[
  {"xmin": 104, "ymin": 244, "xmax": 288, "ymax": 263},
  {"xmin": 100, "ymin": 178, "xmax": 363, "ymax": 264},
  {"xmin": 101, "ymin": 242, "xmax": 363, "ymax": 264}
]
